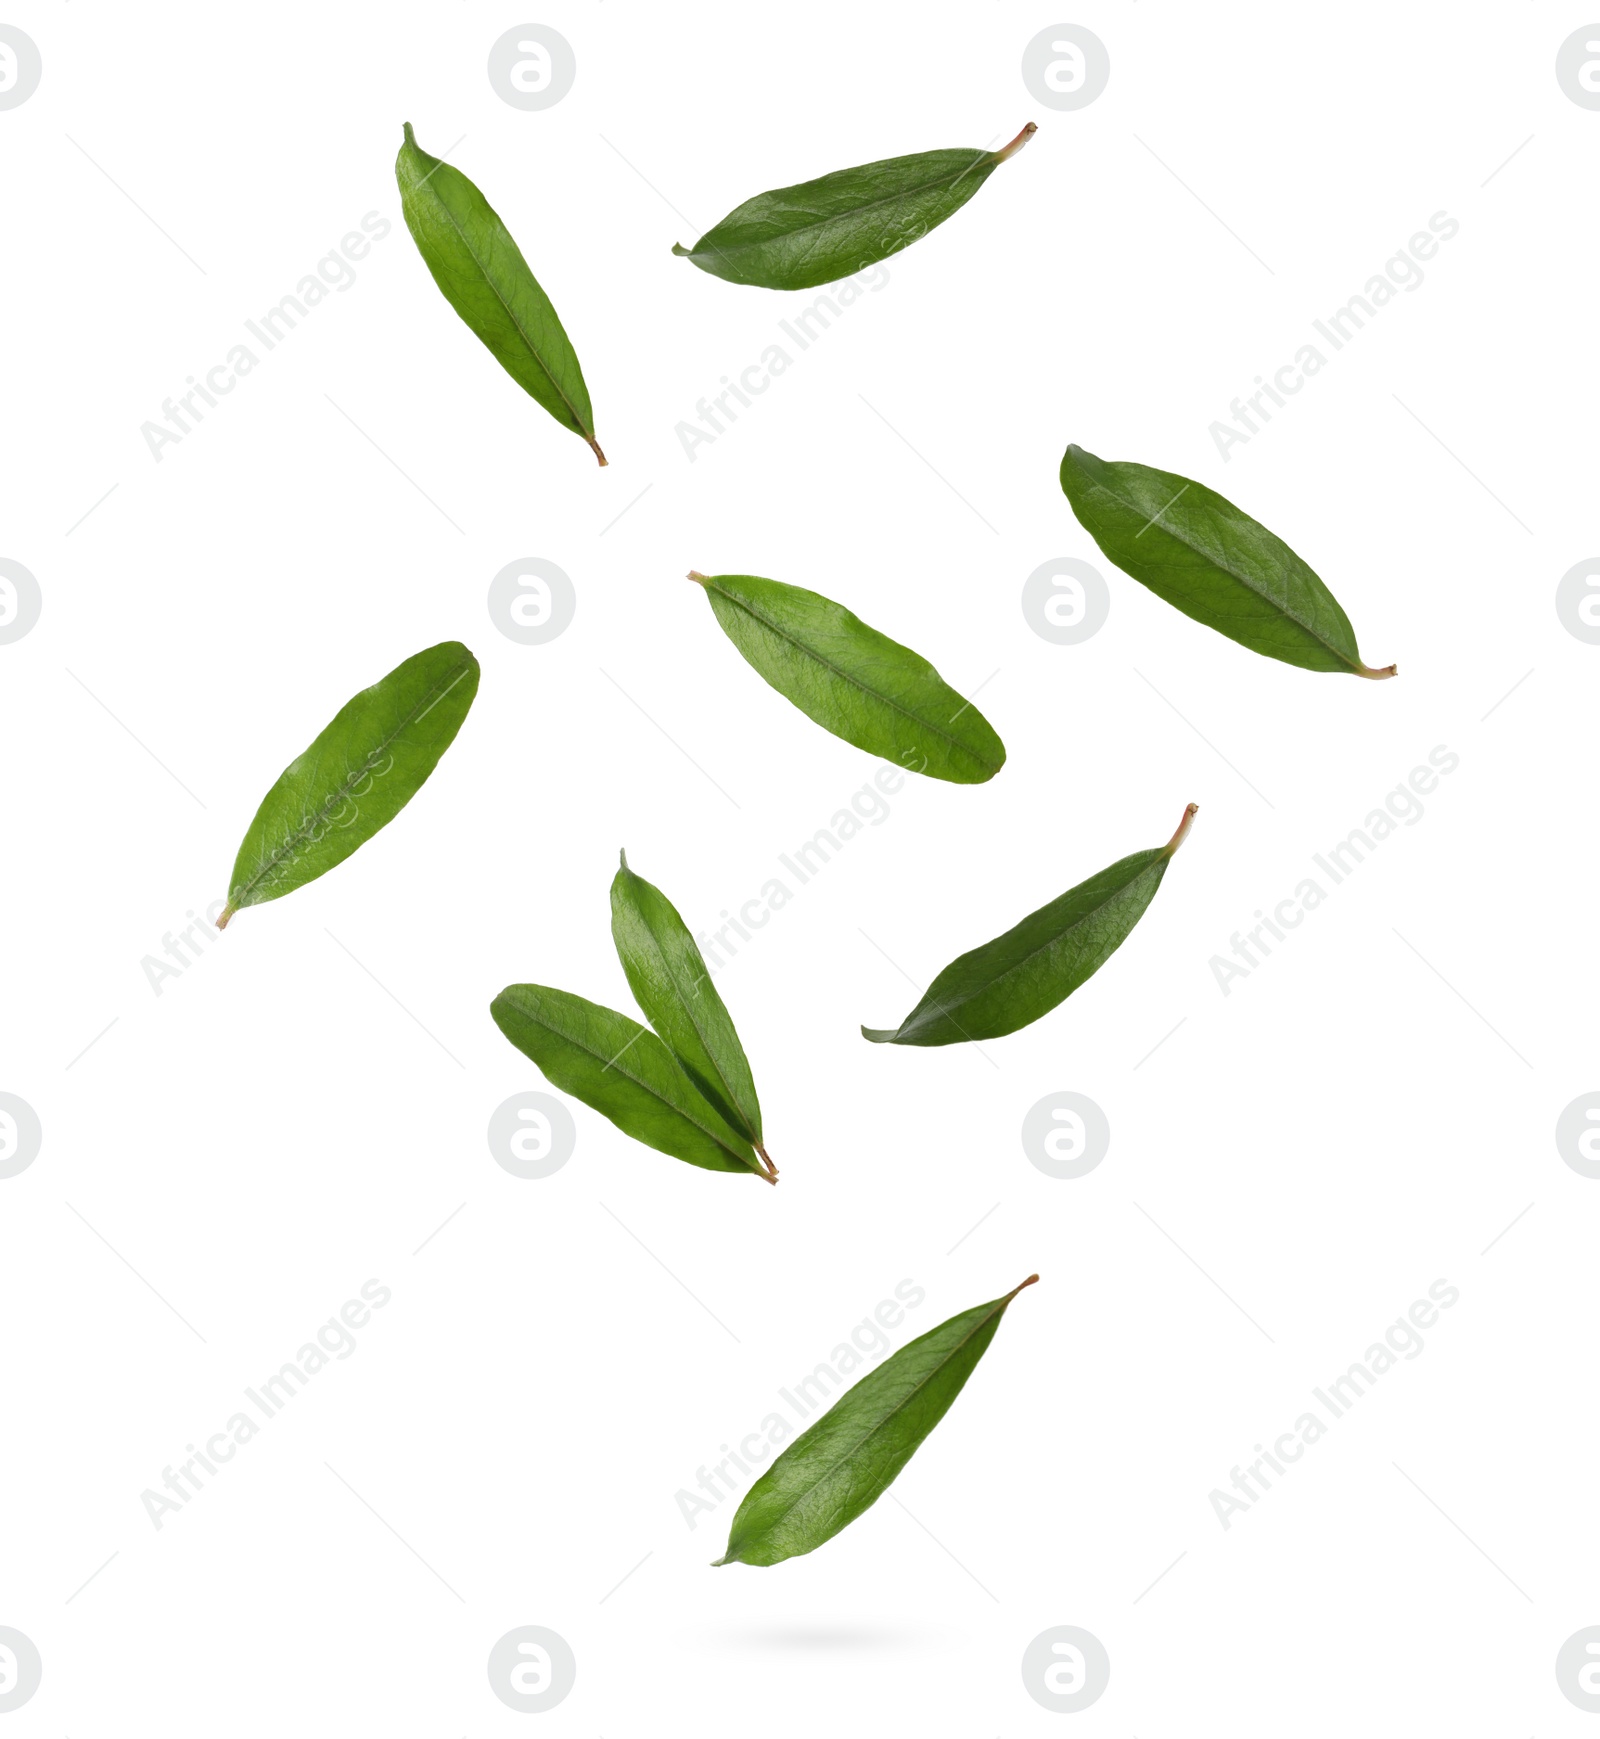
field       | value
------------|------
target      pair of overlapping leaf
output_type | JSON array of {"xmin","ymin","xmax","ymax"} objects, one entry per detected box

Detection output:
[{"xmin": 492, "ymin": 854, "xmax": 776, "ymax": 1181}]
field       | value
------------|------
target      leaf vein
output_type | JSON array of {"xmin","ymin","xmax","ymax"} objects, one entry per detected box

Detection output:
[
  {"xmin": 233, "ymin": 654, "xmax": 472, "ymax": 906},
  {"xmin": 511, "ymin": 998, "xmax": 753, "ymax": 1168},
  {"xmin": 709, "ymin": 581, "xmax": 994, "ymax": 771},
  {"xmin": 697, "ymin": 151, "xmax": 991, "ymax": 262},
  {"xmin": 732, "ymin": 1293, "xmax": 1012, "ymax": 1552},
  {"xmin": 1088, "ymin": 476, "xmax": 1356, "ymax": 668},
  {"xmin": 416, "ymin": 179, "xmax": 590, "ymax": 438}
]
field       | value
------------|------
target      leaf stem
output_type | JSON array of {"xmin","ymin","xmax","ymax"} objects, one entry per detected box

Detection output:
[
  {"xmin": 216, "ymin": 903, "xmax": 235, "ymax": 930},
  {"xmin": 1355, "ymin": 661, "xmax": 1397, "ymax": 680},
  {"xmin": 1163, "ymin": 802, "xmax": 1199, "ymax": 857},
  {"xmin": 755, "ymin": 1142, "xmax": 778, "ymax": 1183},
  {"xmin": 588, "ymin": 438, "xmax": 608, "ymax": 467},
  {"xmin": 993, "ymin": 122, "xmax": 1038, "ymax": 164},
  {"xmin": 686, "ymin": 570, "xmax": 709, "ymax": 585},
  {"xmin": 1004, "ymin": 1272, "xmax": 1041, "ymax": 1302}
]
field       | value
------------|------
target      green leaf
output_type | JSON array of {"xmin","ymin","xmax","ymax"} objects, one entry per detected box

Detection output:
[
  {"xmin": 672, "ymin": 123, "xmax": 1036, "ymax": 291},
  {"xmin": 610, "ymin": 851, "xmax": 775, "ymax": 1181},
  {"xmin": 1058, "ymin": 445, "xmax": 1394, "ymax": 677},
  {"xmin": 863, "ymin": 804, "xmax": 1197, "ymax": 1046},
  {"xmin": 490, "ymin": 985, "xmax": 769, "ymax": 1179},
  {"xmin": 396, "ymin": 123, "xmax": 605, "ymax": 464},
  {"xmin": 691, "ymin": 571, "xmax": 1005, "ymax": 784},
  {"xmin": 714, "ymin": 1274, "xmax": 1038, "ymax": 1566},
  {"xmin": 220, "ymin": 641, "xmax": 479, "ymax": 926}
]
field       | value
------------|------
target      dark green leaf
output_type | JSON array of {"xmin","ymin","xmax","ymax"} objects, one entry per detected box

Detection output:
[
  {"xmin": 220, "ymin": 641, "xmax": 479, "ymax": 927},
  {"xmin": 490, "ymin": 985, "xmax": 769, "ymax": 1179},
  {"xmin": 863, "ymin": 804, "xmax": 1196, "ymax": 1045},
  {"xmin": 672, "ymin": 124, "xmax": 1036, "ymax": 291},
  {"xmin": 714, "ymin": 1274, "xmax": 1038, "ymax": 1566},
  {"xmin": 1059, "ymin": 445, "xmax": 1394, "ymax": 677},
  {"xmin": 610, "ymin": 851, "xmax": 774, "ymax": 1180},
  {"xmin": 691, "ymin": 571, "xmax": 1005, "ymax": 784},
  {"xmin": 396, "ymin": 123, "xmax": 604, "ymax": 464}
]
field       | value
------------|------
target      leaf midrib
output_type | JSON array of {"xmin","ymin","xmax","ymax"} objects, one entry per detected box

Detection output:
[
  {"xmin": 894, "ymin": 853, "xmax": 1161, "ymax": 1037},
  {"xmin": 414, "ymin": 168, "xmax": 590, "ymax": 438},
  {"xmin": 700, "ymin": 150, "xmax": 993, "ymax": 262},
  {"xmin": 709, "ymin": 581, "xmax": 995, "ymax": 773},
  {"xmin": 1086, "ymin": 468, "xmax": 1357, "ymax": 671},
  {"xmin": 507, "ymin": 994, "xmax": 753, "ymax": 1169},
  {"xmin": 234, "ymin": 657, "xmax": 472, "ymax": 907},
  {"xmin": 731, "ymin": 1293, "xmax": 1011, "ymax": 1556},
  {"xmin": 627, "ymin": 890, "xmax": 758, "ymax": 1143}
]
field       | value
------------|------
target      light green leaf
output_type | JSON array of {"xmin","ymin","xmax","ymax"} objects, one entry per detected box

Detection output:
[
  {"xmin": 692, "ymin": 571, "xmax": 1005, "ymax": 784},
  {"xmin": 221, "ymin": 641, "xmax": 479, "ymax": 926},
  {"xmin": 1059, "ymin": 445, "xmax": 1394, "ymax": 677},
  {"xmin": 397, "ymin": 123, "xmax": 604, "ymax": 463}
]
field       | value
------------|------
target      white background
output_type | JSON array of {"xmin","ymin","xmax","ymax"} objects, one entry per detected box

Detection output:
[{"xmin": 2, "ymin": 3, "xmax": 1596, "ymax": 1732}]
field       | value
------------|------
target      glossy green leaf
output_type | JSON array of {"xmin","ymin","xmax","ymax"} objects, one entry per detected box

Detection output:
[
  {"xmin": 396, "ymin": 123, "xmax": 605, "ymax": 464},
  {"xmin": 863, "ymin": 804, "xmax": 1197, "ymax": 1046},
  {"xmin": 220, "ymin": 641, "xmax": 479, "ymax": 927},
  {"xmin": 691, "ymin": 571, "xmax": 1005, "ymax": 784},
  {"xmin": 673, "ymin": 123, "xmax": 1036, "ymax": 291},
  {"xmin": 610, "ymin": 851, "xmax": 774, "ymax": 1181},
  {"xmin": 490, "ymin": 985, "xmax": 769, "ymax": 1179},
  {"xmin": 1059, "ymin": 445, "xmax": 1394, "ymax": 677},
  {"xmin": 714, "ymin": 1275, "xmax": 1038, "ymax": 1566}
]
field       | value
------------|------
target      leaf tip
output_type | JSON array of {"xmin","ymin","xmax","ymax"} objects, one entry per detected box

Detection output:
[
  {"xmin": 618, "ymin": 847, "xmax": 629, "ymax": 870},
  {"xmin": 672, "ymin": 242, "xmax": 693, "ymax": 259},
  {"xmin": 401, "ymin": 121, "xmax": 415, "ymax": 146},
  {"xmin": 860, "ymin": 1025, "xmax": 895, "ymax": 1044},
  {"xmin": 216, "ymin": 902, "xmax": 236, "ymax": 931}
]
